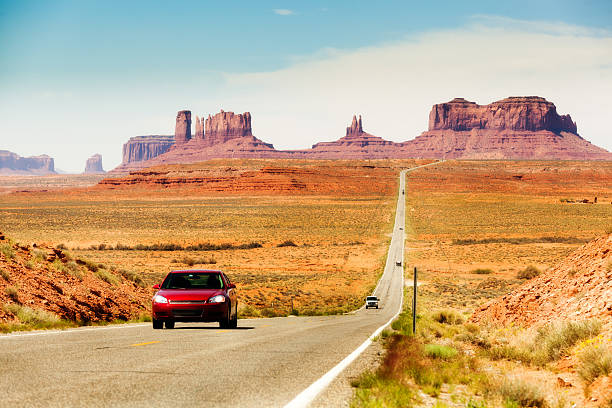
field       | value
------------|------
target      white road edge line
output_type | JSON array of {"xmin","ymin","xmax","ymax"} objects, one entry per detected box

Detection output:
[
  {"xmin": 284, "ymin": 169, "xmax": 410, "ymax": 408},
  {"xmin": 283, "ymin": 273, "xmax": 404, "ymax": 408},
  {"xmin": 284, "ymin": 161, "xmax": 443, "ymax": 408}
]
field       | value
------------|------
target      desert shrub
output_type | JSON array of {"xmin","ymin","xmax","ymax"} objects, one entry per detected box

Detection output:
[
  {"xmin": 24, "ymin": 260, "xmax": 35, "ymax": 270},
  {"xmin": 577, "ymin": 341, "xmax": 612, "ymax": 383},
  {"xmin": 117, "ymin": 269, "xmax": 145, "ymax": 287},
  {"xmin": 0, "ymin": 269, "xmax": 9, "ymax": 281},
  {"xmin": 95, "ymin": 268, "xmax": 119, "ymax": 285},
  {"xmin": 517, "ymin": 265, "xmax": 540, "ymax": 280},
  {"xmin": 533, "ymin": 319, "xmax": 601, "ymax": 364},
  {"xmin": 351, "ymin": 371, "xmax": 415, "ymax": 407},
  {"xmin": 452, "ymin": 236, "xmax": 586, "ymax": 245},
  {"xmin": 471, "ymin": 268, "xmax": 493, "ymax": 274},
  {"xmin": 424, "ymin": 344, "xmax": 458, "ymax": 360},
  {"xmin": 56, "ymin": 243, "xmax": 67, "ymax": 250},
  {"xmin": 431, "ymin": 309, "xmax": 464, "ymax": 325},
  {"xmin": 0, "ymin": 243, "xmax": 15, "ymax": 259},
  {"xmin": 498, "ymin": 377, "xmax": 546, "ymax": 408},
  {"xmin": 277, "ymin": 240, "xmax": 298, "ymax": 247},
  {"xmin": 76, "ymin": 258, "xmax": 100, "ymax": 272},
  {"xmin": 5, "ymin": 286, "xmax": 19, "ymax": 302},
  {"xmin": 32, "ymin": 249, "xmax": 47, "ymax": 262},
  {"xmin": 52, "ymin": 259, "xmax": 83, "ymax": 279},
  {"xmin": 488, "ymin": 319, "xmax": 601, "ymax": 366}
]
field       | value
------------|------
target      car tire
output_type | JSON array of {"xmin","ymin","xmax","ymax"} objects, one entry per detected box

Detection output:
[
  {"xmin": 152, "ymin": 318, "xmax": 163, "ymax": 329},
  {"xmin": 219, "ymin": 303, "xmax": 231, "ymax": 329},
  {"xmin": 376, "ymin": 306, "xmax": 379, "ymax": 309},
  {"xmin": 229, "ymin": 305, "xmax": 238, "ymax": 329},
  {"xmin": 165, "ymin": 320, "xmax": 175, "ymax": 329}
]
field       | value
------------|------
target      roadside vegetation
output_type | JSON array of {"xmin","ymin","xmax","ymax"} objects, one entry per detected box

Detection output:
[{"xmin": 352, "ymin": 300, "xmax": 607, "ymax": 407}]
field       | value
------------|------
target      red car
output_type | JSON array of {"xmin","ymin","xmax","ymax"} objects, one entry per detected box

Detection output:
[{"xmin": 152, "ymin": 270, "xmax": 238, "ymax": 329}]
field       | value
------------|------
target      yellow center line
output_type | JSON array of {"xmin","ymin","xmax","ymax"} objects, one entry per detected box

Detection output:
[
  {"xmin": 215, "ymin": 330, "xmax": 230, "ymax": 333},
  {"xmin": 130, "ymin": 341, "xmax": 160, "ymax": 347},
  {"xmin": 261, "ymin": 324, "xmax": 271, "ymax": 328}
]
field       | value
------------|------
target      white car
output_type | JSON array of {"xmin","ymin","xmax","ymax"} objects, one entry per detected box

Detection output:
[{"xmin": 365, "ymin": 296, "xmax": 379, "ymax": 309}]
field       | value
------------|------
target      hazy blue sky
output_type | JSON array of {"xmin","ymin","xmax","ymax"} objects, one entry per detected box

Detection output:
[{"xmin": 1, "ymin": 1, "xmax": 611, "ymax": 172}]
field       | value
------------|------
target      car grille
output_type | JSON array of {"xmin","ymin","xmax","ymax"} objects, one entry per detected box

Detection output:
[
  {"xmin": 172, "ymin": 309, "xmax": 203, "ymax": 317},
  {"xmin": 169, "ymin": 300, "xmax": 206, "ymax": 304}
]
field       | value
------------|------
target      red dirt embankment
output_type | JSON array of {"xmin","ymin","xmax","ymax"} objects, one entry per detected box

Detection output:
[
  {"xmin": 0, "ymin": 233, "xmax": 150, "ymax": 324},
  {"xmin": 471, "ymin": 234, "xmax": 612, "ymax": 336},
  {"xmin": 97, "ymin": 160, "xmax": 410, "ymax": 196}
]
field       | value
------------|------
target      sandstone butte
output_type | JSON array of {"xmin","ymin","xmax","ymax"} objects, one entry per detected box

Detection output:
[
  {"xmin": 83, "ymin": 153, "xmax": 105, "ymax": 174},
  {"xmin": 0, "ymin": 150, "xmax": 56, "ymax": 175},
  {"xmin": 112, "ymin": 96, "xmax": 612, "ymax": 172},
  {"xmin": 470, "ymin": 233, "xmax": 612, "ymax": 337}
]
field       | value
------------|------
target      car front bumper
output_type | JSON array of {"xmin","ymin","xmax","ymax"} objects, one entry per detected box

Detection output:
[{"xmin": 152, "ymin": 302, "xmax": 227, "ymax": 322}]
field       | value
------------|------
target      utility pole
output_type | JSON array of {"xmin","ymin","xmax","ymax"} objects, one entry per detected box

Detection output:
[{"xmin": 412, "ymin": 266, "xmax": 417, "ymax": 335}]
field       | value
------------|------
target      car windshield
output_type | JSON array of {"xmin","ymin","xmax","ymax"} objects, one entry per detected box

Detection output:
[
  {"xmin": 366, "ymin": 296, "xmax": 377, "ymax": 301},
  {"xmin": 162, "ymin": 273, "xmax": 224, "ymax": 290}
]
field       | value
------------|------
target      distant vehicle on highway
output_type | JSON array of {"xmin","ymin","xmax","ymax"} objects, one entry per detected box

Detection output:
[
  {"xmin": 365, "ymin": 296, "xmax": 379, "ymax": 309},
  {"xmin": 152, "ymin": 270, "xmax": 238, "ymax": 329}
]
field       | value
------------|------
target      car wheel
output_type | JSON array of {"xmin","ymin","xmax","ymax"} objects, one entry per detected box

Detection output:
[
  {"xmin": 219, "ymin": 303, "xmax": 231, "ymax": 329},
  {"xmin": 376, "ymin": 306, "xmax": 379, "ymax": 309},
  {"xmin": 165, "ymin": 320, "xmax": 175, "ymax": 329},
  {"xmin": 229, "ymin": 305, "xmax": 238, "ymax": 329},
  {"xmin": 152, "ymin": 318, "xmax": 163, "ymax": 329}
]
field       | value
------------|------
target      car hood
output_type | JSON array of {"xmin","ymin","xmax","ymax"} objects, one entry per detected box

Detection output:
[{"xmin": 156, "ymin": 289, "xmax": 223, "ymax": 301}]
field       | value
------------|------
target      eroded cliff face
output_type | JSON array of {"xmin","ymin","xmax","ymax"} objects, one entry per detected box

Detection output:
[
  {"xmin": 0, "ymin": 150, "xmax": 55, "ymax": 175},
  {"xmin": 84, "ymin": 154, "xmax": 105, "ymax": 174},
  {"xmin": 406, "ymin": 96, "xmax": 609, "ymax": 160},
  {"xmin": 121, "ymin": 135, "xmax": 175, "ymax": 164},
  {"xmin": 429, "ymin": 97, "xmax": 578, "ymax": 134},
  {"xmin": 204, "ymin": 110, "xmax": 253, "ymax": 146},
  {"xmin": 175, "ymin": 110, "xmax": 192, "ymax": 145}
]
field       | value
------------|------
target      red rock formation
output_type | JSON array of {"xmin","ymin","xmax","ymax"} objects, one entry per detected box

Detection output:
[
  {"xmin": 404, "ymin": 97, "xmax": 609, "ymax": 160},
  {"xmin": 470, "ymin": 234, "xmax": 612, "ymax": 336},
  {"xmin": 118, "ymin": 135, "xmax": 175, "ymax": 168},
  {"xmin": 0, "ymin": 150, "xmax": 55, "ymax": 175},
  {"xmin": 429, "ymin": 97, "xmax": 577, "ymax": 133},
  {"xmin": 175, "ymin": 110, "xmax": 192, "ymax": 145},
  {"xmin": 84, "ymin": 154, "xmax": 105, "ymax": 174},
  {"xmin": 113, "ymin": 99, "xmax": 611, "ymax": 171},
  {"xmin": 203, "ymin": 110, "xmax": 253, "ymax": 146}
]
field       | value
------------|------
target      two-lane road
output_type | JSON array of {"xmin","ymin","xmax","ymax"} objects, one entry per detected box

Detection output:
[{"xmin": 0, "ymin": 166, "xmax": 430, "ymax": 407}]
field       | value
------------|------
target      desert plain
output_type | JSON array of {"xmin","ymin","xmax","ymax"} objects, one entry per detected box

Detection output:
[{"xmin": 1, "ymin": 158, "xmax": 611, "ymax": 406}]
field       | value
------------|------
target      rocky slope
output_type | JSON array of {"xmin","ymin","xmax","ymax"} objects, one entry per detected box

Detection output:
[
  {"xmin": 114, "ymin": 97, "xmax": 611, "ymax": 171},
  {"xmin": 84, "ymin": 154, "xmax": 105, "ymax": 174},
  {"xmin": 0, "ymin": 150, "xmax": 56, "ymax": 175},
  {"xmin": 471, "ymin": 234, "xmax": 612, "ymax": 335},
  {"xmin": 0, "ymin": 233, "xmax": 150, "ymax": 325}
]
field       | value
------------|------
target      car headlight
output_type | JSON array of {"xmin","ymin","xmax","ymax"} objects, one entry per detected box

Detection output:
[
  {"xmin": 153, "ymin": 295, "xmax": 169, "ymax": 304},
  {"xmin": 208, "ymin": 295, "xmax": 225, "ymax": 303}
]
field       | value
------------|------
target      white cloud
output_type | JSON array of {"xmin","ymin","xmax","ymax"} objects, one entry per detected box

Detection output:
[
  {"xmin": 273, "ymin": 9, "xmax": 294, "ymax": 16},
  {"xmin": 219, "ymin": 16, "xmax": 612, "ymax": 153}
]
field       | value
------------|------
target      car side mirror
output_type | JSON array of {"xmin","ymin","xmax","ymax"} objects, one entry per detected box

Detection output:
[
  {"xmin": 153, "ymin": 284, "xmax": 160, "ymax": 290},
  {"xmin": 228, "ymin": 283, "xmax": 236, "ymax": 289}
]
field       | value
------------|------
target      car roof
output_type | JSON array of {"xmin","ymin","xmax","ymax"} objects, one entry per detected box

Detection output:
[{"xmin": 169, "ymin": 269, "xmax": 222, "ymax": 274}]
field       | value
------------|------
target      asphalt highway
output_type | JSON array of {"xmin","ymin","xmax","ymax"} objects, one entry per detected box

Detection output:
[{"xmin": 0, "ymin": 167, "xmax": 423, "ymax": 408}]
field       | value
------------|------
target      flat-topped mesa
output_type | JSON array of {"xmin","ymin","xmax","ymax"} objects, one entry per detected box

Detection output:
[
  {"xmin": 429, "ymin": 96, "xmax": 578, "ymax": 134},
  {"xmin": 121, "ymin": 135, "xmax": 175, "ymax": 164},
  {"xmin": 203, "ymin": 110, "xmax": 253, "ymax": 146},
  {"xmin": 175, "ymin": 110, "xmax": 192, "ymax": 145},
  {"xmin": 0, "ymin": 150, "xmax": 55, "ymax": 175},
  {"xmin": 346, "ymin": 115, "xmax": 364, "ymax": 137}
]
